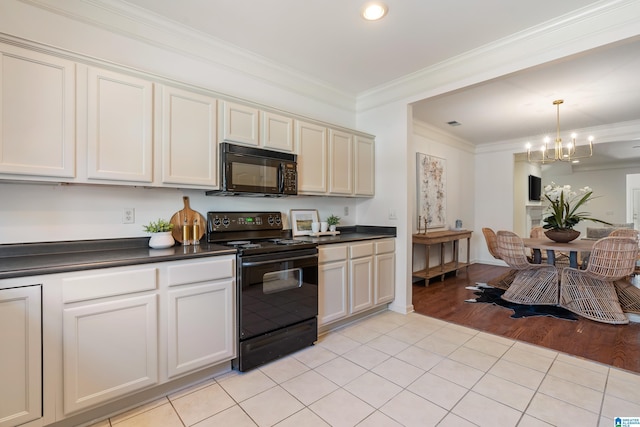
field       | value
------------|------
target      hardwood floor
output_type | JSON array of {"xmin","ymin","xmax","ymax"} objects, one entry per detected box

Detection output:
[{"xmin": 412, "ymin": 263, "xmax": 640, "ymax": 374}]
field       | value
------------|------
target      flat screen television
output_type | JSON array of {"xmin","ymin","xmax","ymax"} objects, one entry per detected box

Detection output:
[{"xmin": 528, "ymin": 175, "xmax": 542, "ymax": 201}]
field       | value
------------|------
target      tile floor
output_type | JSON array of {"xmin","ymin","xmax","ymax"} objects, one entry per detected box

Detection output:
[{"xmin": 90, "ymin": 311, "xmax": 640, "ymax": 427}]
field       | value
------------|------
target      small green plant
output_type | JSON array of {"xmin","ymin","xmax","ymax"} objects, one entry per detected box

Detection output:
[
  {"xmin": 143, "ymin": 218, "xmax": 174, "ymax": 233},
  {"xmin": 326, "ymin": 214, "xmax": 340, "ymax": 226}
]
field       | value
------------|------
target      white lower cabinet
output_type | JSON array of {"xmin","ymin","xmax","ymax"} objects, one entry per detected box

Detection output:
[
  {"xmin": 375, "ymin": 239, "xmax": 396, "ymax": 304},
  {"xmin": 318, "ymin": 244, "xmax": 349, "ymax": 325},
  {"xmin": 62, "ymin": 293, "xmax": 158, "ymax": 414},
  {"xmin": 0, "ymin": 285, "xmax": 42, "ymax": 427},
  {"xmin": 55, "ymin": 255, "xmax": 235, "ymax": 418},
  {"xmin": 349, "ymin": 242, "xmax": 374, "ymax": 314},
  {"xmin": 319, "ymin": 239, "xmax": 395, "ymax": 328},
  {"xmin": 166, "ymin": 257, "xmax": 235, "ymax": 378}
]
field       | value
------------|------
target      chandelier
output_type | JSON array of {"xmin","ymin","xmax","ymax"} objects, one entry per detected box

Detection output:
[{"xmin": 527, "ymin": 99, "xmax": 594, "ymax": 163}]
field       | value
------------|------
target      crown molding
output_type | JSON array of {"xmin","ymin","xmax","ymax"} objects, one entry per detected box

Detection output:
[
  {"xmin": 18, "ymin": 0, "xmax": 357, "ymax": 113},
  {"xmin": 357, "ymin": 0, "xmax": 640, "ymax": 112},
  {"xmin": 412, "ymin": 120, "xmax": 476, "ymax": 154}
]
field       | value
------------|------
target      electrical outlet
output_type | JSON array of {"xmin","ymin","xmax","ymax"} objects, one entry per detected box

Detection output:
[
  {"xmin": 123, "ymin": 208, "xmax": 135, "ymax": 224},
  {"xmin": 344, "ymin": 206, "xmax": 349, "ymax": 216}
]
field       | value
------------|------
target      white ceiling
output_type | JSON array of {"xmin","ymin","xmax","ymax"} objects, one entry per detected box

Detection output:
[{"xmin": 119, "ymin": 0, "xmax": 640, "ymax": 161}]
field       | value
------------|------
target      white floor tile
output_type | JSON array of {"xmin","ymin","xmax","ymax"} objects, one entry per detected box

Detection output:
[
  {"xmin": 471, "ymin": 373, "xmax": 535, "ymax": 412},
  {"xmin": 605, "ymin": 371, "xmax": 640, "ymax": 404},
  {"xmin": 435, "ymin": 412, "xmax": 479, "ymax": 427},
  {"xmin": 217, "ymin": 369, "xmax": 277, "ymax": 402},
  {"xmin": 538, "ymin": 375, "xmax": 603, "ymax": 412},
  {"xmin": 280, "ymin": 370, "xmax": 339, "ymax": 406},
  {"xmin": 517, "ymin": 414, "xmax": 554, "ymax": 426},
  {"xmin": 259, "ymin": 355, "xmax": 310, "ymax": 384},
  {"xmin": 526, "ymin": 393, "xmax": 600, "ymax": 427},
  {"xmin": 274, "ymin": 408, "xmax": 330, "ymax": 427},
  {"xmin": 309, "ymin": 389, "xmax": 375, "ymax": 427},
  {"xmin": 407, "ymin": 372, "xmax": 467, "ymax": 410},
  {"xmin": 547, "ymin": 359, "xmax": 607, "ymax": 391},
  {"xmin": 600, "ymin": 394, "xmax": 640, "ymax": 420},
  {"xmin": 314, "ymin": 356, "xmax": 367, "ymax": 386},
  {"xmin": 448, "ymin": 346, "xmax": 499, "ymax": 372},
  {"xmin": 240, "ymin": 386, "xmax": 304, "ymax": 427},
  {"xmin": 111, "ymin": 402, "xmax": 184, "ymax": 427},
  {"xmin": 192, "ymin": 405, "xmax": 257, "ymax": 427},
  {"xmin": 463, "ymin": 334, "xmax": 513, "ymax": 358},
  {"xmin": 317, "ymin": 332, "xmax": 361, "ymax": 355},
  {"xmin": 489, "ymin": 359, "xmax": 546, "ymax": 390},
  {"xmin": 343, "ymin": 372, "xmax": 403, "ymax": 408},
  {"xmin": 370, "ymin": 357, "xmax": 425, "ymax": 388},
  {"xmin": 430, "ymin": 358, "xmax": 485, "ymax": 389},
  {"xmin": 379, "ymin": 390, "xmax": 448, "ymax": 427},
  {"xmin": 293, "ymin": 344, "xmax": 339, "ymax": 369},
  {"xmin": 452, "ymin": 391, "xmax": 522, "ymax": 427},
  {"xmin": 355, "ymin": 410, "xmax": 404, "ymax": 427},
  {"xmin": 393, "ymin": 345, "xmax": 444, "ymax": 371},
  {"xmin": 364, "ymin": 334, "xmax": 410, "ymax": 356},
  {"xmin": 171, "ymin": 383, "xmax": 236, "ymax": 426},
  {"xmin": 501, "ymin": 346, "xmax": 556, "ymax": 373},
  {"xmin": 337, "ymin": 324, "xmax": 382, "ymax": 344},
  {"xmin": 341, "ymin": 344, "xmax": 390, "ymax": 370}
]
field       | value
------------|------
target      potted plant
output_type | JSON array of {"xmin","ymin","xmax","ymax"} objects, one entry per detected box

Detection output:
[
  {"xmin": 143, "ymin": 218, "xmax": 175, "ymax": 248},
  {"xmin": 326, "ymin": 214, "xmax": 340, "ymax": 232},
  {"xmin": 542, "ymin": 183, "xmax": 610, "ymax": 242}
]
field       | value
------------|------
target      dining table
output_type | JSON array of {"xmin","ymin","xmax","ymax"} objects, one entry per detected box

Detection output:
[{"xmin": 522, "ymin": 238, "xmax": 596, "ymax": 269}]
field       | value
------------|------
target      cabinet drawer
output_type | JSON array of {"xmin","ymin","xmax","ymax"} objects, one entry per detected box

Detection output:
[
  {"xmin": 319, "ymin": 244, "xmax": 348, "ymax": 263},
  {"xmin": 375, "ymin": 239, "xmax": 395, "ymax": 254},
  {"xmin": 350, "ymin": 242, "xmax": 374, "ymax": 259},
  {"xmin": 167, "ymin": 257, "xmax": 235, "ymax": 286},
  {"xmin": 63, "ymin": 268, "xmax": 157, "ymax": 303}
]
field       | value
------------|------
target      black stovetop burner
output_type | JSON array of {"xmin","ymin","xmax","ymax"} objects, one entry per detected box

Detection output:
[{"xmin": 208, "ymin": 211, "xmax": 316, "ymax": 256}]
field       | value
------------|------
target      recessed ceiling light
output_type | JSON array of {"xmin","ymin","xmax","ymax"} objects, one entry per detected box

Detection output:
[{"xmin": 362, "ymin": 2, "xmax": 388, "ymax": 21}]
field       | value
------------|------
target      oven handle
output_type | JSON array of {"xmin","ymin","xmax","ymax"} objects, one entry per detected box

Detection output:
[{"xmin": 241, "ymin": 254, "xmax": 318, "ymax": 267}]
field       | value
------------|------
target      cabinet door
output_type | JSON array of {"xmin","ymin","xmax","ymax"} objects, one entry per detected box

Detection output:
[
  {"xmin": 349, "ymin": 256, "xmax": 374, "ymax": 314},
  {"xmin": 318, "ymin": 260, "xmax": 348, "ymax": 326},
  {"xmin": 261, "ymin": 111, "xmax": 294, "ymax": 152},
  {"xmin": 220, "ymin": 101, "xmax": 259, "ymax": 146},
  {"xmin": 354, "ymin": 135, "xmax": 375, "ymax": 196},
  {"xmin": 63, "ymin": 294, "xmax": 158, "ymax": 414},
  {"xmin": 0, "ymin": 45, "xmax": 75, "ymax": 179},
  {"xmin": 296, "ymin": 121, "xmax": 327, "ymax": 194},
  {"xmin": 167, "ymin": 280, "xmax": 235, "ymax": 378},
  {"xmin": 0, "ymin": 285, "xmax": 42, "ymax": 427},
  {"xmin": 375, "ymin": 252, "xmax": 395, "ymax": 305},
  {"xmin": 161, "ymin": 86, "xmax": 218, "ymax": 187},
  {"xmin": 87, "ymin": 67, "xmax": 153, "ymax": 182},
  {"xmin": 328, "ymin": 129, "xmax": 353, "ymax": 195}
]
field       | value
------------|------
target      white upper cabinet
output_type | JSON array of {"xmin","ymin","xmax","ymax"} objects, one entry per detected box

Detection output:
[
  {"xmin": 0, "ymin": 44, "xmax": 76, "ymax": 179},
  {"xmin": 220, "ymin": 101, "xmax": 260, "ymax": 146},
  {"xmin": 261, "ymin": 111, "xmax": 294, "ymax": 152},
  {"xmin": 328, "ymin": 129, "xmax": 353, "ymax": 195},
  {"xmin": 296, "ymin": 120, "xmax": 327, "ymax": 194},
  {"xmin": 354, "ymin": 135, "xmax": 375, "ymax": 196},
  {"xmin": 86, "ymin": 66, "xmax": 153, "ymax": 183},
  {"xmin": 160, "ymin": 85, "xmax": 218, "ymax": 188}
]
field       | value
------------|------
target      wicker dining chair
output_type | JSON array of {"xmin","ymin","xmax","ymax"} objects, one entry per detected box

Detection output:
[
  {"xmin": 481, "ymin": 227, "xmax": 517, "ymax": 290},
  {"xmin": 529, "ymin": 226, "xmax": 571, "ymax": 269},
  {"xmin": 608, "ymin": 228, "xmax": 640, "ymax": 314},
  {"xmin": 496, "ymin": 230, "xmax": 559, "ymax": 305},
  {"xmin": 560, "ymin": 236, "xmax": 638, "ymax": 324}
]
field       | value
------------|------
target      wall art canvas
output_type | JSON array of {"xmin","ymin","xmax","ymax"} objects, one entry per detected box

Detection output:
[{"xmin": 416, "ymin": 153, "xmax": 446, "ymax": 228}]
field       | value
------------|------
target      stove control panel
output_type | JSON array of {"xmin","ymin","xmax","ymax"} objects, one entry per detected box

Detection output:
[{"xmin": 207, "ymin": 211, "xmax": 282, "ymax": 232}]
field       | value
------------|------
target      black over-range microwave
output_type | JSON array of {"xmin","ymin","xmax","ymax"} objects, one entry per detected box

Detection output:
[{"xmin": 206, "ymin": 143, "xmax": 298, "ymax": 197}]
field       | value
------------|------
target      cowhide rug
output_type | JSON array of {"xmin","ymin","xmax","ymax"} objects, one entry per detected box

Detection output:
[{"xmin": 465, "ymin": 284, "xmax": 577, "ymax": 321}]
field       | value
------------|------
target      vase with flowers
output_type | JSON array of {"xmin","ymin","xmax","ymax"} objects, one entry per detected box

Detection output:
[
  {"xmin": 143, "ymin": 218, "xmax": 175, "ymax": 249},
  {"xmin": 542, "ymin": 182, "xmax": 610, "ymax": 243}
]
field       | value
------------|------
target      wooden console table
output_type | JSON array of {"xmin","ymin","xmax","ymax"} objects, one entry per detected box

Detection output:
[{"xmin": 412, "ymin": 230, "xmax": 472, "ymax": 281}]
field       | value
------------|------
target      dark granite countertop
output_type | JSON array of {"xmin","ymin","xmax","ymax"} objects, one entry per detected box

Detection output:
[
  {"xmin": 0, "ymin": 238, "xmax": 236, "ymax": 280},
  {"xmin": 0, "ymin": 226, "xmax": 395, "ymax": 280},
  {"xmin": 295, "ymin": 225, "xmax": 396, "ymax": 245}
]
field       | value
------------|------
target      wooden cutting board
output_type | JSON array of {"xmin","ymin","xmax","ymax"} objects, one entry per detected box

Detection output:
[{"xmin": 169, "ymin": 196, "xmax": 206, "ymax": 244}]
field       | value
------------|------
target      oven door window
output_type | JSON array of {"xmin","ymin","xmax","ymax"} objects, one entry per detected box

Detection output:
[
  {"xmin": 263, "ymin": 268, "xmax": 302, "ymax": 294},
  {"xmin": 240, "ymin": 256, "xmax": 318, "ymax": 340}
]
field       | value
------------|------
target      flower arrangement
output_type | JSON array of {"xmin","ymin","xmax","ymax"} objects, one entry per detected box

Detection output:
[
  {"xmin": 542, "ymin": 183, "xmax": 610, "ymax": 230},
  {"xmin": 143, "ymin": 218, "xmax": 174, "ymax": 233},
  {"xmin": 326, "ymin": 214, "xmax": 341, "ymax": 226}
]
